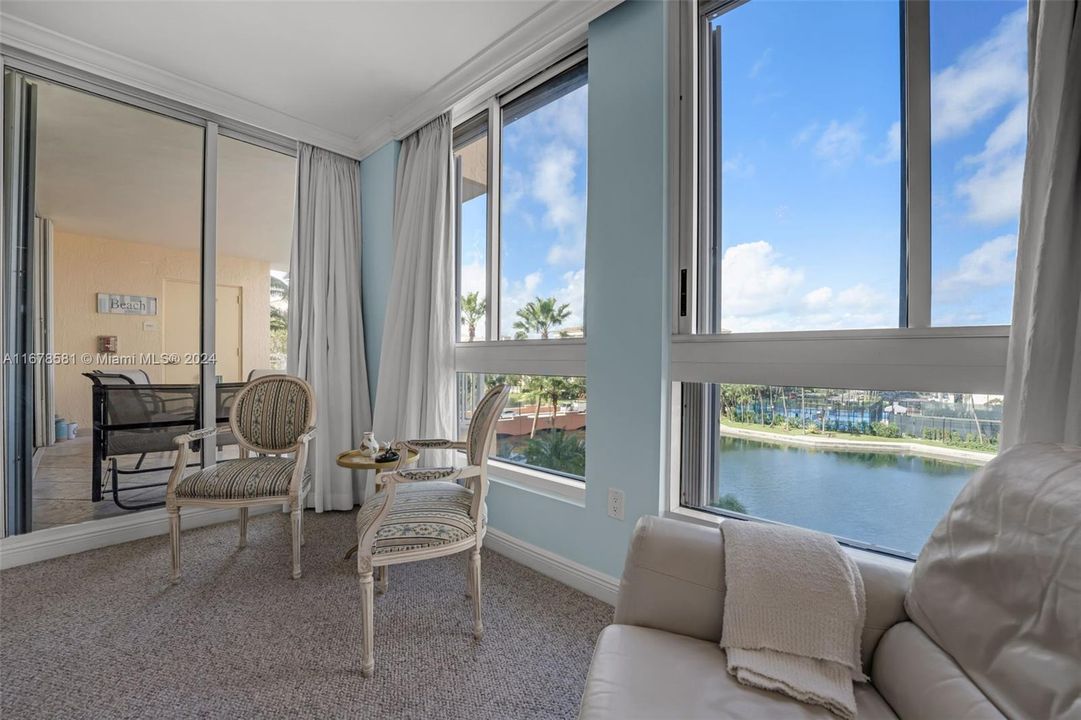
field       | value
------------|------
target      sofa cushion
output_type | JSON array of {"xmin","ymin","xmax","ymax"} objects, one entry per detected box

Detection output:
[
  {"xmin": 579, "ymin": 625, "xmax": 897, "ymax": 720},
  {"xmin": 905, "ymin": 443, "xmax": 1081, "ymax": 719},
  {"xmin": 872, "ymin": 622, "xmax": 1006, "ymax": 720}
]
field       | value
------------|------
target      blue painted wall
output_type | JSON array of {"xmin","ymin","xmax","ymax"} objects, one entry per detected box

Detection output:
[
  {"xmin": 485, "ymin": 0, "xmax": 670, "ymax": 579},
  {"xmin": 359, "ymin": 141, "xmax": 400, "ymax": 408}
]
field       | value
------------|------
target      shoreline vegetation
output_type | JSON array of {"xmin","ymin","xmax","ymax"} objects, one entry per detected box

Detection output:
[{"xmin": 719, "ymin": 419, "xmax": 994, "ymax": 466}]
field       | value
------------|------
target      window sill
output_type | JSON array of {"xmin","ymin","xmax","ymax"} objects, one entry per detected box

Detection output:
[
  {"xmin": 664, "ymin": 505, "xmax": 916, "ymax": 566},
  {"xmin": 488, "ymin": 459, "xmax": 585, "ymax": 506}
]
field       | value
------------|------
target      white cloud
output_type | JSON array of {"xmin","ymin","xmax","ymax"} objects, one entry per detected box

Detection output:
[
  {"xmin": 955, "ymin": 101, "xmax": 1026, "ymax": 224},
  {"xmin": 979, "ymin": 101, "xmax": 1027, "ymax": 159},
  {"xmin": 554, "ymin": 268, "xmax": 585, "ymax": 329},
  {"xmin": 460, "ymin": 260, "xmax": 486, "ymax": 297},
  {"xmin": 749, "ymin": 48, "xmax": 773, "ymax": 79},
  {"xmin": 936, "ymin": 234, "xmax": 1017, "ymax": 298},
  {"xmin": 872, "ymin": 121, "xmax": 901, "ymax": 164},
  {"xmin": 793, "ymin": 122, "xmax": 819, "ymax": 147},
  {"xmin": 530, "ymin": 142, "xmax": 586, "ymax": 266},
  {"xmin": 720, "ymin": 242, "xmax": 894, "ymax": 332},
  {"xmin": 931, "ymin": 8, "xmax": 1026, "ymax": 141},
  {"xmin": 721, "ymin": 241, "xmax": 804, "ymax": 318},
  {"xmin": 803, "ymin": 286, "xmax": 833, "ymax": 309},
  {"xmin": 722, "ymin": 153, "xmax": 756, "ymax": 179},
  {"xmin": 813, "ymin": 118, "xmax": 865, "ymax": 166},
  {"xmin": 957, "ymin": 152, "xmax": 1024, "ymax": 224}
]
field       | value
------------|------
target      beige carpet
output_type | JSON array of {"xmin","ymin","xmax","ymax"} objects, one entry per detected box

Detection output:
[{"xmin": 0, "ymin": 510, "xmax": 612, "ymax": 719}]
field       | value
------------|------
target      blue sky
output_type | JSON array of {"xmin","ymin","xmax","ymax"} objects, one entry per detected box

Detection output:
[{"xmin": 460, "ymin": 0, "xmax": 1025, "ymax": 338}]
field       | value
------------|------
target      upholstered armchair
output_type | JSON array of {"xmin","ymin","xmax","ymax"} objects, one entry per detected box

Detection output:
[
  {"xmin": 354, "ymin": 384, "xmax": 510, "ymax": 677},
  {"xmin": 165, "ymin": 374, "xmax": 316, "ymax": 583}
]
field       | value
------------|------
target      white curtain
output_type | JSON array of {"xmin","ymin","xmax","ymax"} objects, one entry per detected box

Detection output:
[
  {"xmin": 1001, "ymin": 0, "xmax": 1081, "ymax": 449},
  {"xmin": 372, "ymin": 114, "xmax": 455, "ymax": 464},
  {"xmin": 288, "ymin": 143, "xmax": 372, "ymax": 510}
]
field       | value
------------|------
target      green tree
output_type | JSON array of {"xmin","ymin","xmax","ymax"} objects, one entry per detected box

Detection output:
[
  {"xmin": 513, "ymin": 296, "xmax": 571, "ymax": 339},
  {"xmin": 524, "ymin": 432, "xmax": 586, "ymax": 476},
  {"xmin": 709, "ymin": 493, "xmax": 747, "ymax": 514},
  {"xmin": 269, "ymin": 274, "xmax": 289, "ymax": 366},
  {"xmin": 541, "ymin": 376, "xmax": 586, "ymax": 430},
  {"xmin": 520, "ymin": 376, "xmax": 550, "ymax": 438},
  {"xmin": 460, "ymin": 291, "xmax": 486, "ymax": 342}
]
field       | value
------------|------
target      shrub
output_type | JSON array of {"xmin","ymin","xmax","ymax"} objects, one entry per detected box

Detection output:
[
  {"xmin": 710, "ymin": 493, "xmax": 747, "ymax": 514},
  {"xmin": 871, "ymin": 421, "xmax": 902, "ymax": 438}
]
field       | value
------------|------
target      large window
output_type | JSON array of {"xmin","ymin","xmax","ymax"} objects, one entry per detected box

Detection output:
[
  {"xmin": 454, "ymin": 54, "xmax": 588, "ymax": 344},
  {"xmin": 681, "ymin": 0, "xmax": 1020, "ymax": 555},
  {"xmin": 500, "ymin": 62, "xmax": 587, "ymax": 340},
  {"xmin": 453, "ymin": 52, "xmax": 588, "ymax": 489}
]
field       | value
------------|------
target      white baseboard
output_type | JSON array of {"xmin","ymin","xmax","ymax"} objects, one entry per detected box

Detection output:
[
  {"xmin": 0, "ymin": 505, "xmax": 274, "ymax": 570},
  {"xmin": 485, "ymin": 527, "xmax": 620, "ymax": 606}
]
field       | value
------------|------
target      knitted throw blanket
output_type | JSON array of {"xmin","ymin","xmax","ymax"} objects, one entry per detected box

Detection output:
[{"xmin": 719, "ymin": 520, "xmax": 866, "ymax": 720}]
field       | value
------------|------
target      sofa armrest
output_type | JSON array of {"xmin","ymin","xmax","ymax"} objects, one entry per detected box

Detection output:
[
  {"xmin": 614, "ymin": 516, "xmax": 912, "ymax": 669},
  {"xmin": 614, "ymin": 516, "xmax": 726, "ymax": 642},
  {"xmin": 850, "ymin": 548, "xmax": 912, "ymax": 669}
]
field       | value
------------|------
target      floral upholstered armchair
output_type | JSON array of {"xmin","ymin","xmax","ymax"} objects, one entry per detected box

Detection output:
[
  {"xmin": 165, "ymin": 374, "xmax": 316, "ymax": 583},
  {"xmin": 353, "ymin": 383, "xmax": 511, "ymax": 677}
]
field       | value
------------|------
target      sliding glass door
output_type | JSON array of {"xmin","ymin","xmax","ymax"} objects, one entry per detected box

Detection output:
[{"xmin": 1, "ymin": 58, "xmax": 298, "ymax": 536}]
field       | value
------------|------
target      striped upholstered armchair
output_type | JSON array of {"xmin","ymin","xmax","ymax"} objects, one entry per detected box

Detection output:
[
  {"xmin": 354, "ymin": 383, "xmax": 510, "ymax": 677},
  {"xmin": 165, "ymin": 374, "xmax": 316, "ymax": 583}
]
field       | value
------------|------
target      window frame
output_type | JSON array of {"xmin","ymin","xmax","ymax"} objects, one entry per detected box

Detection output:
[
  {"xmin": 452, "ymin": 49, "xmax": 589, "ymax": 494},
  {"xmin": 671, "ymin": 0, "xmax": 1014, "ymax": 551}
]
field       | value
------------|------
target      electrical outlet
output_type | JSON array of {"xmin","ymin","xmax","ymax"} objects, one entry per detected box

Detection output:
[{"xmin": 607, "ymin": 488, "xmax": 625, "ymax": 520}]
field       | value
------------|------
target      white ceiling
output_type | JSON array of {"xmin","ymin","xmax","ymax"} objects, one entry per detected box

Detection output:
[
  {"xmin": 35, "ymin": 79, "xmax": 296, "ymax": 269},
  {"xmin": 0, "ymin": 1, "xmax": 605, "ymax": 157}
]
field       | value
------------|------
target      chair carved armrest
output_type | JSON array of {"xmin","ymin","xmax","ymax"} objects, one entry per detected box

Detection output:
[
  {"xmin": 405, "ymin": 438, "xmax": 467, "ymax": 451},
  {"xmin": 173, "ymin": 426, "xmax": 217, "ymax": 447},
  {"xmin": 394, "ymin": 467, "xmax": 463, "ymax": 483},
  {"xmin": 167, "ymin": 427, "xmax": 217, "ymax": 502},
  {"xmin": 296, "ymin": 426, "xmax": 317, "ymax": 445}
]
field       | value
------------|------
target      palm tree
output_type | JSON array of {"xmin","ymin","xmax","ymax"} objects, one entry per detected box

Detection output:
[
  {"xmin": 542, "ymin": 376, "xmax": 585, "ymax": 429},
  {"xmin": 460, "ymin": 291, "xmax": 486, "ymax": 342},
  {"xmin": 513, "ymin": 296, "xmax": 571, "ymax": 339},
  {"xmin": 520, "ymin": 376, "xmax": 549, "ymax": 438},
  {"xmin": 524, "ymin": 432, "xmax": 586, "ymax": 476},
  {"xmin": 269, "ymin": 275, "xmax": 289, "ymax": 333}
]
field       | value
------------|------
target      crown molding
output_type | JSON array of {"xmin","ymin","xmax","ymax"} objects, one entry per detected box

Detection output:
[
  {"xmin": 353, "ymin": 0, "xmax": 621, "ymax": 159},
  {"xmin": 1, "ymin": 1, "xmax": 623, "ymax": 162},
  {"xmin": 0, "ymin": 12, "xmax": 361, "ymax": 158}
]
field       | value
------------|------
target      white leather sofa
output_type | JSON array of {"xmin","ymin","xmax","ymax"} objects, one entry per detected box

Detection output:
[{"xmin": 579, "ymin": 443, "xmax": 1081, "ymax": 719}]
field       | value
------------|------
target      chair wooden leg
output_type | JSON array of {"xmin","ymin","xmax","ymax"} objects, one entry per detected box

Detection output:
[
  {"xmin": 470, "ymin": 548, "xmax": 483, "ymax": 640},
  {"xmin": 359, "ymin": 570, "xmax": 375, "ymax": 677},
  {"xmin": 299, "ymin": 506, "xmax": 305, "ymax": 547},
  {"xmin": 168, "ymin": 508, "xmax": 181, "ymax": 584},
  {"xmin": 238, "ymin": 507, "xmax": 248, "ymax": 548},
  {"xmin": 377, "ymin": 565, "xmax": 389, "ymax": 594},
  {"xmin": 465, "ymin": 553, "xmax": 473, "ymax": 598},
  {"xmin": 291, "ymin": 508, "xmax": 302, "ymax": 579}
]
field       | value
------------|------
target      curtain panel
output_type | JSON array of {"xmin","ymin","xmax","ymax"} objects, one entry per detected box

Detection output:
[
  {"xmin": 1002, "ymin": 0, "xmax": 1081, "ymax": 449},
  {"xmin": 372, "ymin": 114, "xmax": 456, "ymax": 466},
  {"xmin": 288, "ymin": 143, "xmax": 372, "ymax": 510}
]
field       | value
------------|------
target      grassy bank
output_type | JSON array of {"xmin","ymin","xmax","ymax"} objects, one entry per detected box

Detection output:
[{"xmin": 719, "ymin": 417, "xmax": 996, "ymax": 459}]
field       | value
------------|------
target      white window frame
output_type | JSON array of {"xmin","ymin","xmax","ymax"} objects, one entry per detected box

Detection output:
[
  {"xmin": 452, "ymin": 49, "xmax": 589, "ymax": 498},
  {"xmin": 667, "ymin": 0, "xmax": 1013, "ymax": 546}
]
